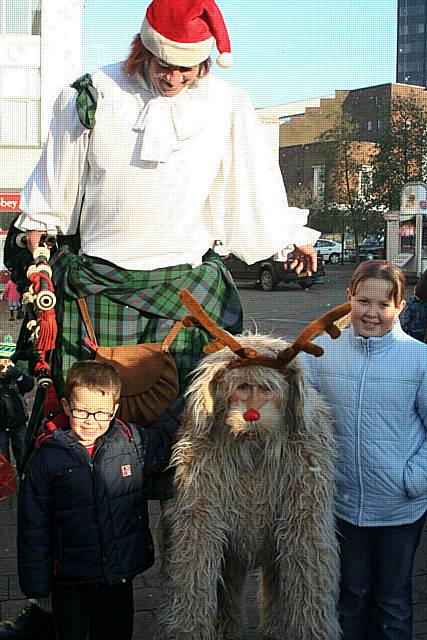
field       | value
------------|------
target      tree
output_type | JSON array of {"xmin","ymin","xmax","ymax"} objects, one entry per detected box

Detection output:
[
  {"xmin": 310, "ymin": 112, "xmax": 385, "ymax": 255},
  {"xmin": 286, "ymin": 183, "xmax": 313, "ymax": 210},
  {"xmin": 371, "ymin": 93, "xmax": 427, "ymax": 210}
]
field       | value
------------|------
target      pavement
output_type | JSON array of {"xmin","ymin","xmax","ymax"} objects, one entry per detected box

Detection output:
[{"xmin": 1, "ymin": 269, "xmax": 427, "ymax": 639}]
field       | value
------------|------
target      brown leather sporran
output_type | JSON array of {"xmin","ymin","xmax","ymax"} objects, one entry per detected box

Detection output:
[{"xmin": 77, "ymin": 298, "xmax": 181, "ymax": 425}]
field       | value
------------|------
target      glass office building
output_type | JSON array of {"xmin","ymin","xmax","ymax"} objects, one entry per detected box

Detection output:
[{"xmin": 397, "ymin": 0, "xmax": 427, "ymax": 87}]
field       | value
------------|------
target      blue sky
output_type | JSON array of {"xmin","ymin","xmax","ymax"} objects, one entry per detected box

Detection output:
[{"xmin": 82, "ymin": 0, "xmax": 397, "ymax": 108}]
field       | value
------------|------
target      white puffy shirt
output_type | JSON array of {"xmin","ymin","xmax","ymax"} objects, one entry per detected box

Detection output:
[{"xmin": 16, "ymin": 62, "xmax": 319, "ymax": 270}]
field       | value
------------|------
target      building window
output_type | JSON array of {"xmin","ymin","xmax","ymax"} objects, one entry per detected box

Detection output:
[
  {"xmin": 367, "ymin": 121, "xmax": 372, "ymax": 131},
  {"xmin": 0, "ymin": 66, "xmax": 40, "ymax": 145},
  {"xmin": 0, "ymin": 0, "xmax": 40, "ymax": 35}
]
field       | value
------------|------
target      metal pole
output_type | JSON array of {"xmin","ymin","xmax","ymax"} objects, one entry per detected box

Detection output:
[{"xmin": 416, "ymin": 213, "xmax": 423, "ymax": 278}]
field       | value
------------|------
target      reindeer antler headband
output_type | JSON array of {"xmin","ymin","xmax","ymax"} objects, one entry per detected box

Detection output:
[{"xmin": 179, "ymin": 289, "xmax": 351, "ymax": 374}]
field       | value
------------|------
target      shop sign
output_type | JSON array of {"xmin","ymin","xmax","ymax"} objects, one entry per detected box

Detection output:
[
  {"xmin": 0, "ymin": 193, "xmax": 20, "ymax": 212},
  {"xmin": 392, "ymin": 253, "xmax": 414, "ymax": 268},
  {"xmin": 400, "ymin": 182, "xmax": 427, "ymax": 221}
]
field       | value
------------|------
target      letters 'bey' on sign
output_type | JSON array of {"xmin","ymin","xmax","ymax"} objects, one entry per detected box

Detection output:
[
  {"xmin": 400, "ymin": 182, "xmax": 427, "ymax": 221},
  {"xmin": 0, "ymin": 193, "xmax": 20, "ymax": 212}
]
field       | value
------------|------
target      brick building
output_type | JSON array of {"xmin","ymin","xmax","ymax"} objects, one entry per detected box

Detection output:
[{"xmin": 264, "ymin": 82, "xmax": 427, "ymax": 206}]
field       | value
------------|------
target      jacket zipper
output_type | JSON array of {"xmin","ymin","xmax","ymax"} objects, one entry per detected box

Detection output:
[
  {"xmin": 77, "ymin": 442, "xmax": 108, "ymax": 578},
  {"xmin": 356, "ymin": 341, "xmax": 369, "ymax": 525}
]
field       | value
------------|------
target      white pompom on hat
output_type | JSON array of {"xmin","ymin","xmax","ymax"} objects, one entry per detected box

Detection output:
[{"xmin": 140, "ymin": 0, "xmax": 233, "ymax": 68}]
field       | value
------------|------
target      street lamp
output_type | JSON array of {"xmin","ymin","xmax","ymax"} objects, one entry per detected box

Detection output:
[{"xmin": 402, "ymin": 119, "xmax": 411, "ymax": 183}]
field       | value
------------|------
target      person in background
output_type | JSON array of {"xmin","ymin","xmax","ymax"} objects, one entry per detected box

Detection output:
[
  {"xmin": 2, "ymin": 278, "xmax": 21, "ymax": 321},
  {"xmin": 300, "ymin": 261, "xmax": 427, "ymax": 640},
  {"xmin": 400, "ymin": 268, "xmax": 427, "ymax": 343},
  {"xmin": 0, "ymin": 359, "xmax": 34, "ymax": 476},
  {"xmin": 17, "ymin": 361, "xmax": 182, "ymax": 640}
]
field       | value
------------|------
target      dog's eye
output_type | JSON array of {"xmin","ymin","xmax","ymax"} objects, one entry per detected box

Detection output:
[
  {"xmin": 236, "ymin": 383, "xmax": 251, "ymax": 391},
  {"xmin": 259, "ymin": 386, "xmax": 273, "ymax": 394}
]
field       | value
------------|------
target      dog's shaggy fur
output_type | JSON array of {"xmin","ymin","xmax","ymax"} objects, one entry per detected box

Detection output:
[{"xmin": 160, "ymin": 334, "xmax": 340, "ymax": 640}]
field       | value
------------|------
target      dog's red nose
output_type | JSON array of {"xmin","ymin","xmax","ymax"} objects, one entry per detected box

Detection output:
[{"xmin": 243, "ymin": 409, "xmax": 260, "ymax": 422}]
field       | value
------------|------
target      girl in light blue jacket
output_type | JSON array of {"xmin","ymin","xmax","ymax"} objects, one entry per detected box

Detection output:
[{"xmin": 300, "ymin": 261, "xmax": 427, "ymax": 640}]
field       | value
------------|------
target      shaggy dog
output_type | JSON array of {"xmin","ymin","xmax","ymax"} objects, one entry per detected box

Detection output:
[{"xmin": 159, "ymin": 334, "xmax": 340, "ymax": 640}]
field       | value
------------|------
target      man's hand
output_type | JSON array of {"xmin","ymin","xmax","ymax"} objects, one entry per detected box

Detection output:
[
  {"xmin": 26, "ymin": 231, "xmax": 44, "ymax": 255},
  {"xmin": 289, "ymin": 244, "xmax": 317, "ymax": 276}
]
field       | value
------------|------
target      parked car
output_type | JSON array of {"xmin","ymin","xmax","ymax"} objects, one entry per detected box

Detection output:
[
  {"xmin": 220, "ymin": 252, "xmax": 326, "ymax": 291},
  {"xmin": 315, "ymin": 239, "xmax": 347, "ymax": 265},
  {"xmin": 348, "ymin": 241, "xmax": 385, "ymax": 262},
  {"xmin": 358, "ymin": 241, "xmax": 385, "ymax": 262}
]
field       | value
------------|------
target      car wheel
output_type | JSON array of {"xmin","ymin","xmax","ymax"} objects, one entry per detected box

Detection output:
[
  {"xmin": 259, "ymin": 269, "xmax": 275, "ymax": 291},
  {"xmin": 329, "ymin": 253, "xmax": 340, "ymax": 265},
  {"xmin": 298, "ymin": 278, "xmax": 313, "ymax": 289}
]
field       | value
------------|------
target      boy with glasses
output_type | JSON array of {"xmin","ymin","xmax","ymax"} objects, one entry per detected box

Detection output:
[{"xmin": 17, "ymin": 360, "xmax": 182, "ymax": 640}]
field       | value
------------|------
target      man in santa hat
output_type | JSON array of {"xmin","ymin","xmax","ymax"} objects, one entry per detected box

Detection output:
[{"xmin": 0, "ymin": 1, "xmax": 319, "ymax": 637}]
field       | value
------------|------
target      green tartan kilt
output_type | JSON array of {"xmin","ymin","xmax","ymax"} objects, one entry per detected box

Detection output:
[{"xmin": 50, "ymin": 248, "xmax": 243, "ymax": 397}]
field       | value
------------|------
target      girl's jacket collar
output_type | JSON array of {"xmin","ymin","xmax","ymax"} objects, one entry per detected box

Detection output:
[{"xmin": 348, "ymin": 320, "xmax": 405, "ymax": 353}]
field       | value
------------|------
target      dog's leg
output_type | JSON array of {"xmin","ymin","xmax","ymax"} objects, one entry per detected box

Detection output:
[
  {"xmin": 214, "ymin": 552, "xmax": 247, "ymax": 640},
  {"xmin": 159, "ymin": 501, "xmax": 226, "ymax": 640},
  {"xmin": 273, "ymin": 466, "xmax": 341, "ymax": 639},
  {"xmin": 259, "ymin": 561, "xmax": 286, "ymax": 640},
  {"xmin": 156, "ymin": 499, "xmax": 173, "ymax": 586},
  {"xmin": 266, "ymin": 380, "xmax": 341, "ymax": 640}
]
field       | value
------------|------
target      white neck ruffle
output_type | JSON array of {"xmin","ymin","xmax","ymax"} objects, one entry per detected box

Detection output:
[{"xmin": 133, "ymin": 68, "xmax": 210, "ymax": 162}]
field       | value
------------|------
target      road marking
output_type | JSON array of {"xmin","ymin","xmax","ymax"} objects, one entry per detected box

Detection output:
[{"xmin": 264, "ymin": 318, "xmax": 309, "ymax": 324}]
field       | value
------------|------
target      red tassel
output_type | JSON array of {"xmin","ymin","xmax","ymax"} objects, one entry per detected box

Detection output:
[
  {"xmin": 28, "ymin": 269, "xmax": 54, "ymax": 294},
  {"xmin": 37, "ymin": 308, "xmax": 57, "ymax": 352},
  {"xmin": 44, "ymin": 383, "xmax": 60, "ymax": 417},
  {"xmin": 28, "ymin": 269, "xmax": 58, "ymax": 352}
]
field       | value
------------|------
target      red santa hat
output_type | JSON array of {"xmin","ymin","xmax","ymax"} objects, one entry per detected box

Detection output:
[{"xmin": 140, "ymin": 0, "xmax": 233, "ymax": 69}]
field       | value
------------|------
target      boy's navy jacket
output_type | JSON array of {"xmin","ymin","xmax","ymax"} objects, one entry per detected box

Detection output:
[{"xmin": 17, "ymin": 396, "xmax": 183, "ymax": 599}]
